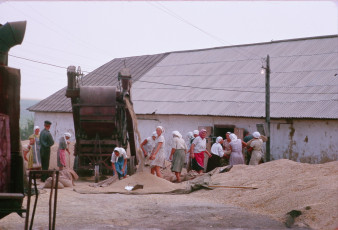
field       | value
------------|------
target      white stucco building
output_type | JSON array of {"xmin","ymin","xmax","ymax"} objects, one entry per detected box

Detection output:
[{"xmin": 29, "ymin": 35, "xmax": 338, "ymax": 163}]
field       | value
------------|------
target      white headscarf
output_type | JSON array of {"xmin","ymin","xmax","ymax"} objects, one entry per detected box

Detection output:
[
  {"xmin": 114, "ymin": 147, "xmax": 123, "ymax": 155},
  {"xmin": 64, "ymin": 132, "xmax": 71, "ymax": 138},
  {"xmin": 34, "ymin": 126, "xmax": 40, "ymax": 131},
  {"xmin": 229, "ymin": 133, "xmax": 238, "ymax": 142},
  {"xmin": 172, "ymin": 131, "xmax": 182, "ymax": 138},
  {"xmin": 113, "ymin": 147, "xmax": 126, "ymax": 162},
  {"xmin": 113, "ymin": 147, "xmax": 126, "ymax": 156},
  {"xmin": 216, "ymin": 136, "xmax": 223, "ymax": 143},
  {"xmin": 186, "ymin": 132, "xmax": 194, "ymax": 140},
  {"xmin": 193, "ymin": 130, "xmax": 199, "ymax": 135},
  {"xmin": 253, "ymin": 131, "xmax": 261, "ymax": 138},
  {"xmin": 152, "ymin": 131, "xmax": 157, "ymax": 137},
  {"xmin": 156, "ymin": 126, "xmax": 165, "ymax": 133}
]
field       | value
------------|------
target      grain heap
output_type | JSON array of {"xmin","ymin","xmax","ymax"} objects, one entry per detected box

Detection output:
[
  {"xmin": 194, "ymin": 159, "xmax": 338, "ymax": 230},
  {"xmin": 75, "ymin": 172, "xmax": 186, "ymax": 194}
]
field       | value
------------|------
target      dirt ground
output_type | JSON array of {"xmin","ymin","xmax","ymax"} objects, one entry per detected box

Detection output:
[
  {"xmin": 1, "ymin": 142, "xmax": 336, "ymax": 230},
  {"xmin": 0, "ymin": 180, "xmax": 309, "ymax": 230}
]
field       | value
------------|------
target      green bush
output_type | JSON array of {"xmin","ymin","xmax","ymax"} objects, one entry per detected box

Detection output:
[{"xmin": 20, "ymin": 118, "xmax": 34, "ymax": 140}]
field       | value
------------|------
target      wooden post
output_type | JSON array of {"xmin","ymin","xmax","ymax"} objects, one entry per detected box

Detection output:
[{"xmin": 265, "ymin": 55, "xmax": 271, "ymax": 162}]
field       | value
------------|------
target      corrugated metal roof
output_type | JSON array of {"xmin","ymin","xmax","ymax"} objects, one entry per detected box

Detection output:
[
  {"xmin": 28, "ymin": 53, "xmax": 169, "ymax": 112},
  {"xmin": 29, "ymin": 35, "xmax": 338, "ymax": 119},
  {"xmin": 132, "ymin": 35, "xmax": 338, "ymax": 119}
]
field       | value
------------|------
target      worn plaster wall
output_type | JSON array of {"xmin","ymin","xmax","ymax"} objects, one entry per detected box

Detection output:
[
  {"xmin": 137, "ymin": 115, "xmax": 338, "ymax": 163},
  {"xmin": 34, "ymin": 112, "xmax": 337, "ymax": 163},
  {"xmin": 34, "ymin": 112, "xmax": 75, "ymax": 142},
  {"xmin": 272, "ymin": 119, "xmax": 338, "ymax": 163}
]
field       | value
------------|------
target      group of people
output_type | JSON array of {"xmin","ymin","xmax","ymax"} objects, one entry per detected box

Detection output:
[
  {"xmin": 25, "ymin": 121, "xmax": 265, "ymax": 183},
  {"xmin": 138, "ymin": 127, "xmax": 267, "ymax": 182},
  {"xmin": 23, "ymin": 120, "xmax": 72, "ymax": 181}
]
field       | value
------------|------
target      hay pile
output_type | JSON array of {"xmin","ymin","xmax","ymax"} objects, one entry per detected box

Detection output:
[{"xmin": 194, "ymin": 159, "xmax": 338, "ymax": 230}]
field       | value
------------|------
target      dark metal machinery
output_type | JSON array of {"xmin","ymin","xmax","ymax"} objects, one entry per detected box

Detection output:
[
  {"xmin": 66, "ymin": 66, "xmax": 137, "ymax": 175},
  {"xmin": 0, "ymin": 21, "xmax": 60, "ymax": 230},
  {"xmin": 0, "ymin": 20, "xmax": 27, "ymax": 219}
]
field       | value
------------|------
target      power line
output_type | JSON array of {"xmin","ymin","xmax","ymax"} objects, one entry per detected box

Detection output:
[
  {"xmin": 8, "ymin": 54, "xmax": 67, "ymax": 69},
  {"xmin": 148, "ymin": 2, "xmax": 260, "ymax": 59},
  {"xmin": 6, "ymin": 2, "xmax": 108, "ymax": 59},
  {"xmin": 6, "ymin": 53, "xmax": 337, "ymax": 95},
  {"xmin": 24, "ymin": 3, "xmax": 110, "ymax": 56},
  {"xmin": 154, "ymin": 51, "xmax": 338, "ymax": 68},
  {"xmin": 133, "ymin": 99, "xmax": 337, "ymax": 103},
  {"xmin": 135, "ymin": 80, "xmax": 337, "ymax": 95}
]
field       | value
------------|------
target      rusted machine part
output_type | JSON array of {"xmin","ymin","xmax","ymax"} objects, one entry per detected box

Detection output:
[
  {"xmin": 79, "ymin": 86, "xmax": 117, "ymax": 139},
  {"xmin": 66, "ymin": 66, "xmax": 137, "ymax": 175},
  {"xmin": 125, "ymin": 97, "xmax": 138, "ymax": 168},
  {"xmin": 0, "ymin": 21, "xmax": 27, "ymax": 65},
  {"xmin": 25, "ymin": 170, "xmax": 59, "ymax": 230},
  {"xmin": 0, "ymin": 20, "xmax": 27, "ymax": 219}
]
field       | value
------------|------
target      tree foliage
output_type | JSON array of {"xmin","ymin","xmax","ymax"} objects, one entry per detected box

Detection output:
[{"xmin": 20, "ymin": 118, "xmax": 34, "ymax": 140}]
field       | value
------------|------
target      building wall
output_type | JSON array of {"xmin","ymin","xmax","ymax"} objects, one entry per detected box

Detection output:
[
  {"xmin": 34, "ymin": 112, "xmax": 75, "ymax": 142},
  {"xmin": 137, "ymin": 114, "xmax": 338, "ymax": 163},
  {"xmin": 34, "ymin": 112, "xmax": 338, "ymax": 163}
]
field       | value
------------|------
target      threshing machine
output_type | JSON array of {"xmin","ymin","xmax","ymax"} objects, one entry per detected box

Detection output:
[{"xmin": 66, "ymin": 67, "xmax": 138, "ymax": 175}]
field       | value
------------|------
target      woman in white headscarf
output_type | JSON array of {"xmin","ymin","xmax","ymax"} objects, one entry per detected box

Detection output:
[
  {"xmin": 169, "ymin": 131, "xmax": 187, "ymax": 182},
  {"xmin": 149, "ymin": 126, "xmax": 166, "ymax": 178},
  {"xmin": 207, "ymin": 136, "xmax": 227, "ymax": 172},
  {"xmin": 57, "ymin": 132, "xmax": 71, "ymax": 170},
  {"xmin": 228, "ymin": 133, "xmax": 246, "ymax": 165},
  {"xmin": 190, "ymin": 129, "xmax": 212, "ymax": 174},
  {"xmin": 111, "ymin": 147, "xmax": 128, "ymax": 179},
  {"xmin": 140, "ymin": 131, "xmax": 157, "ymax": 166},
  {"xmin": 248, "ymin": 131, "xmax": 266, "ymax": 165},
  {"xmin": 25, "ymin": 126, "xmax": 42, "ymax": 170}
]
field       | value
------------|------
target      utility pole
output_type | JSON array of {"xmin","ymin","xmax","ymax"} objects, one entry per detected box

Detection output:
[{"xmin": 265, "ymin": 55, "xmax": 271, "ymax": 162}]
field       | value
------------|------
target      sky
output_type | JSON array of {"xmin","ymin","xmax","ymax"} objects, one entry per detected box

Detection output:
[{"xmin": 0, "ymin": 1, "xmax": 337, "ymax": 100}]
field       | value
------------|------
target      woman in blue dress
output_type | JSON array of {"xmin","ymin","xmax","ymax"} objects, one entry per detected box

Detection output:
[{"xmin": 111, "ymin": 147, "xmax": 128, "ymax": 179}]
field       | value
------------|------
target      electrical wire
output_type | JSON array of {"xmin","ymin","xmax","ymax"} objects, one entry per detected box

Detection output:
[
  {"xmin": 134, "ymin": 80, "xmax": 337, "ymax": 95},
  {"xmin": 148, "ymin": 2, "xmax": 260, "ymax": 59},
  {"xmin": 6, "ymin": 2, "xmax": 108, "ymax": 59},
  {"xmin": 132, "ymin": 99, "xmax": 337, "ymax": 103},
  {"xmin": 24, "ymin": 3, "xmax": 110, "ymax": 56},
  {"xmin": 5, "ymin": 53, "xmax": 337, "ymax": 95}
]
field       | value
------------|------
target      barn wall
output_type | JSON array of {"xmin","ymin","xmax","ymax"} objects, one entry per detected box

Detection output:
[
  {"xmin": 137, "ymin": 114, "xmax": 338, "ymax": 163},
  {"xmin": 271, "ymin": 119, "xmax": 338, "ymax": 163},
  {"xmin": 34, "ymin": 112, "xmax": 75, "ymax": 142},
  {"xmin": 33, "ymin": 112, "xmax": 337, "ymax": 163}
]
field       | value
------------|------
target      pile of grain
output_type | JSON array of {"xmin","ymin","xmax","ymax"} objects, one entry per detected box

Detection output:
[
  {"xmin": 75, "ymin": 172, "xmax": 186, "ymax": 194},
  {"xmin": 195, "ymin": 159, "xmax": 338, "ymax": 230}
]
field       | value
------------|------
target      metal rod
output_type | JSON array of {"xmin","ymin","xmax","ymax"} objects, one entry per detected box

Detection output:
[
  {"xmin": 24, "ymin": 171, "xmax": 32, "ymax": 230},
  {"xmin": 265, "ymin": 54, "xmax": 271, "ymax": 162},
  {"xmin": 29, "ymin": 173, "xmax": 39, "ymax": 230},
  {"xmin": 49, "ymin": 172, "xmax": 54, "ymax": 230},
  {"xmin": 52, "ymin": 171, "xmax": 59, "ymax": 230}
]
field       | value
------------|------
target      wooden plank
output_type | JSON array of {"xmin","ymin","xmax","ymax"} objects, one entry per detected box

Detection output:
[
  {"xmin": 0, "ymin": 193, "xmax": 24, "ymax": 199},
  {"xmin": 0, "ymin": 114, "xmax": 11, "ymax": 193},
  {"xmin": 79, "ymin": 140, "xmax": 119, "ymax": 145}
]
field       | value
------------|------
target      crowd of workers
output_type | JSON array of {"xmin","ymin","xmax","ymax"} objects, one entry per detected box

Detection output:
[
  {"xmin": 23, "ymin": 121, "xmax": 266, "ymax": 183},
  {"xmin": 137, "ymin": 126, "xmax": 267, "ymax": 182},
  {"xmin": 23, "ymin": 120, "xmax": 71, "ymax": 182}
]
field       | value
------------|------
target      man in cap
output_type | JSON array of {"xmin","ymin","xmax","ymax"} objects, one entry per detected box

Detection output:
[{"xmin": 39, "ymin": 120, "xmax": 54, "ymax": 182}]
